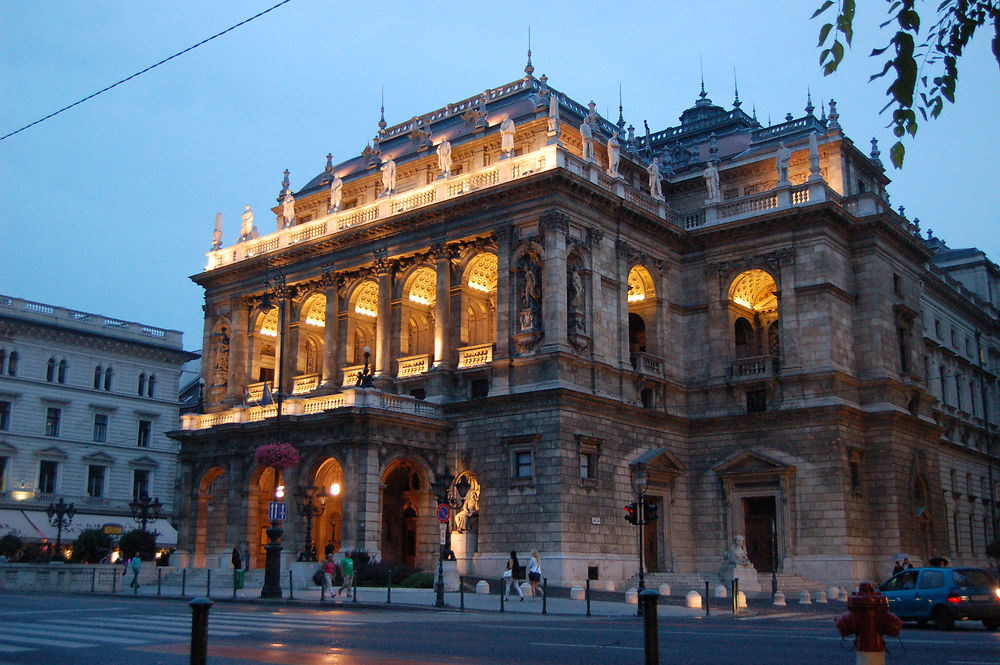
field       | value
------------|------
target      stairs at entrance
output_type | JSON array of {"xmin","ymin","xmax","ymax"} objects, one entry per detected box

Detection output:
[{"xmin": 631, "ymin": 571, "xmax": 825, "ymax": 599}]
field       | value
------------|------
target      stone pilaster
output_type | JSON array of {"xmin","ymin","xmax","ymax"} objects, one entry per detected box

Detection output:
[
  {"xmin": 375, "ymin": 264, "xmax": 392, "ymax": 378},
  {"xmin": 433, "ymin": 245, "xmax": 453, "ymax": 368},
  {"xmin": 226, "ymin": 298, "xmax": 249, "ymax": 402},
  {"xmin": 320, "ymin": 280, "xmax": 341, "ymax": 387},
  {"xmin": 281, "ymin": 320, "xmax": 300, "ymax": 396},
  {"xmin": 541, "ymin": 211, "xmax": 569, "ymax": 351}
]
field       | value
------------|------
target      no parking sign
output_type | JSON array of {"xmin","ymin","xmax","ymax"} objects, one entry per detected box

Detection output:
[{"xmin": 436, "ymin": 503, "xmax": 451, "ymax": 523}]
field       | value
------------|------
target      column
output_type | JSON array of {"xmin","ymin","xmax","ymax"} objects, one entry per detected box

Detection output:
[
  {"xmin": 494, "ymin": 229, "xmax": 513, "ymax": 361},
  {"xmin": 281, "ymin": 319, "xmax": 300, "ymax": 397},
  {"xmin": 541, "ymin": 211, "xmax": 569, "ymax": 351},
  {"xmin": 226, "ymin": 298, "xmax": 249, "ymax": 403},
  {"xmin": 433, "ymin": 246, "xmax": 452, "ymax": 368},
  {"xmin": 375, "ymin": 266, "xmax": 392, "ymax": 378},
  {"xmin": 320, "ymin": 280, "xmax": 341, "ymax": 387}
]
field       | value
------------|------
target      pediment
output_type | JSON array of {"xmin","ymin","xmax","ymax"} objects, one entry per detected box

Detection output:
[
  {"xmin": 83, "ymin": 452, "xmax": 116, "ymax": 464},
  {"xmin": 34, "ymin": 446, "xmax": 68, "ymax": 459},
  {"xmin": 713, "ymin": 450, "xmax": 793, "ymax": 477},
  {"xmin": 129, "ymin": 456, "xmax": 159, "ymax": 468},
  {"xmin": 632, "ymin": 447, "xmax": 686, "ymax": 475}
]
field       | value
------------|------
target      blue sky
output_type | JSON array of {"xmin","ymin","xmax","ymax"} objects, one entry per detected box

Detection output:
[{"xmin": 2, "ymin": 1, "xmax": 997, "ymax": 349}]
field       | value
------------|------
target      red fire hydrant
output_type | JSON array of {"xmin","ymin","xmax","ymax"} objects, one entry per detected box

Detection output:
[{"xmin": 835, "ymin": 582, "xmax": 903, "ymax": 665}]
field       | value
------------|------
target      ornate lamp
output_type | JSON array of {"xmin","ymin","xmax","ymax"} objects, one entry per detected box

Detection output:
[{"xmin": 45, "ymin": 497, "xmax": 76, "ymax": 559}]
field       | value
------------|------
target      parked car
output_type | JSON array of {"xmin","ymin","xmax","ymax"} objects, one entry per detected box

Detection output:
[{"xmin": 880, "ymin": 567, "xmax": 1000, "ymax": 630}]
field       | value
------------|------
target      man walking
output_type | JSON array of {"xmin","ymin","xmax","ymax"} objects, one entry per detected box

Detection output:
[
  {"xmin": 128, "ymin": 555, "xmax": 142, "ymax": 589},
  {"xmin": 336, "ymin": 552, "xmax": 354, "ymax": 598}
]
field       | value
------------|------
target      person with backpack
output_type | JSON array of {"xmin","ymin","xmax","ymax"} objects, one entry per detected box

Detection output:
[{"xmin": 322, "ymin": 553, "xmax": 336, "ymax": 597}]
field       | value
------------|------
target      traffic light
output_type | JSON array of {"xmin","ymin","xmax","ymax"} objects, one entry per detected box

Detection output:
[
  {"xmin": 623, "ymin": 502, "xmax": 638, "ymax": 524},
  {"xmin": 644, "ymin": 502, "xmax": 658, "ymax": 522}
]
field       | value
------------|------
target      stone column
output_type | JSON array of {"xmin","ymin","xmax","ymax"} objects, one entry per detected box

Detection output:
[
  {"xmin": 541, "ymin": 211, "xmax": 569, "ymax": 351},
  {"xmin": 706, "ymin": 265, "xmax": 730, "ymax": 382},
  {"xmin": 281, "ymin": 320, "xmax": 300, "ymax": 397},
  {"xmin": 494, "ymin": 228, "xmax": 513, "ymax": 361},
  {"xmin": 433, "ymin": 245, "xmax": 452, "ymax": 368},
  {"xmin": 225, "ymin": 457, "xmax": 243, "ymax": 555},
  {"xmin": 198, "ymin": 304, "xmax": 215, "ymax": 402},
  {"xmin": 320, "ymin": 280, "xmax": 341, "ymax": 388},
  {"xmin": 375, "ymin": 264, "xmax": 392, "ymax": 378},
  {"xmin": 226, "ymin": 298, "xmax": 249, "ymax": 403}
]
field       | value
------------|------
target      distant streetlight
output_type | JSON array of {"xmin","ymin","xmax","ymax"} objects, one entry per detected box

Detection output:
[
  {"xmin": 129, "ymin": 494, "xmax": 163, "ymax": 532},
  {"xmin": 630, "ymin": 463, "xmax": 649, "ymax": 616},
  {"xmin": 45, "ymin": 497, "xmax": 76, "ymax": 560},
  {"xmin": 294, "ymin": 486, "xmax": 325, "ymax": 561}
]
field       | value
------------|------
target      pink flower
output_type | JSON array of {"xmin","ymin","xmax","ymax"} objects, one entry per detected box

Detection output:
[{"xmin": 253, "ymin": 442, "xmax": 301, "ymax": 470}]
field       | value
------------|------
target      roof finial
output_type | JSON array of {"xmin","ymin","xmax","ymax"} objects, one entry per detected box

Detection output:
[
  {"xmin": 805, "ymin": 88, "xmax": 815, "ymax": 116},
  {"xmin": 378, "ymin": 85, "xmax": 387, "ymax": 131},
  {"xmin": 733, "ymin": 67, "xmax": 741, "ymax": 108},
  {"xmin": 617, "ymin": 84, "xmax": 626, "ymax": 131},
  {"xmin": 699, "ymin": 57, "xmax": 707, "ymax": 100},
  {"xmin": 524, "ymin": 26, "xmax": 534, "ymax": 78},
  {"xmin": 820, "ymin": 98, "xmax": 827, "ymax": 122},
  {"xmin": 751, "ymin": 102, "xmax": 758, "ymax": 123}
]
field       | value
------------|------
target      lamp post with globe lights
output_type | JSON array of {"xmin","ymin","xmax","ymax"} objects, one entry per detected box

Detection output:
[
  {"xmin": 129, "ymin": 494, "xmax": 163, "ymax": 532},
  {"xmin": 45, "ymin": 497, "xmax": 76, "ymax": 561}
]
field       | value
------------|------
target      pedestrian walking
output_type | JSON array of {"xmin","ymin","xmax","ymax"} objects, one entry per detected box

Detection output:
[
  {"xmin": 528, "ymin": 549, "xmax": 543, "ymax": 598},
  {"xmin": 128, "ymin": 555, "xmax": 142, "ymax": 589},
  {"xmin": 336, "ymin": 552, "xmax": 354, "ymax": 598},
  {"xmin": 322, "ymin": 553, "xmax": 336, "ymax": 597},
  {"xmin": 891, "ymin": 560, "xmax": 903, "ymax": 576},
  {"xmin": 240, "ymin": 541, "xmax": 252, "ymax": 570},
  {"xmin": 231, "ymin": 547, "xmax": 242, "ymax": 570},
  {"xmin": 503, "ymin": 550, "xmax": 524, "ymax": 600}
]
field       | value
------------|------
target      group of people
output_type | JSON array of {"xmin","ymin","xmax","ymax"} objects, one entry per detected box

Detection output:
[
  {"xmin": 321, "ymin": 552, "xmax": 355, "ymax": 598},
  {"xmin": 502, "ymin": 549, "xmax": 543, "ymax": 600}
]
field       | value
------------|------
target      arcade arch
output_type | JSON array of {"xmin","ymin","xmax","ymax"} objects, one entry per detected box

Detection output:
[
  {"xmin": 380, "ymin": 459, "xmax": 428, "ymax": 569},
  {"xmin": 727, "ymin": 269, "xmax": 779, "ymax": 359}
]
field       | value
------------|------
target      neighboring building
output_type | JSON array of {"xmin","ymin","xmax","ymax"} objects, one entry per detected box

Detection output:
[
  {"xmin": 0, "ymin": 295, "xmax": 196, "ymax": 554},
  {"xmin": 170, "ymin": 67, "xmax": 999, "ymax": 590}
]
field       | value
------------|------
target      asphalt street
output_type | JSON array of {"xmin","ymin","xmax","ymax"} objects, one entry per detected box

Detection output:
[{"xmin": 0, "ymin": 590, "xmax": 996, "ymax": 665}]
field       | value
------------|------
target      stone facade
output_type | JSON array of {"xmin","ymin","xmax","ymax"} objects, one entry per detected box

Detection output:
[{"xmin": 170, "ymin": 74, "xmax": 999, "ymax": 589}]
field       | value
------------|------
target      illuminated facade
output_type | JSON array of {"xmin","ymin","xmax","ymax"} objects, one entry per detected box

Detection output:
[{"xmin": 170, "ymin": 69, "xmax": 999, "ymax": 590}]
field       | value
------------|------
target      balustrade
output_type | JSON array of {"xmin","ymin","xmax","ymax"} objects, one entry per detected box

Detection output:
[
  {"xmin": 729, "ymin": 355, "xmax": 777, "ymax": 380},
  {"xmin": 291, "ymin": 374, "xmax": 320, "ymax": 395},
  {"xmin": 397, "ymin": 354, "xmax": 430, "ymax": 377},
  {"xmin": 457, "ymin": 343, "xmax": 493, "ymax": 369},
  {"xmin": 630, "ymin": 352, "xmax": 664, "ymax": 378}
]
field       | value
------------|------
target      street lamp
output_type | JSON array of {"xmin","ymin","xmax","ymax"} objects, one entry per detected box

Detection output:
[
  {"xmin": 356, "ymin": 346, "xmax": 374, "ymax": 387},
  {"xmin": 432, "ymin": 469, "xmax": 464, "ymax": 608},
  {"xmin": 629, "ymin": 463, "xmax": 650, "ymax": 616},
  {"xmin": 45, "ymin": 497, "xmax": 76, "ymax": 560},
  {"xmin": 294, "ymin": 486, "xmax": 326, "ymax": 561},
  {"xmin": 129, "ymin": 494, "xmax": 163, "ymax": 532}
]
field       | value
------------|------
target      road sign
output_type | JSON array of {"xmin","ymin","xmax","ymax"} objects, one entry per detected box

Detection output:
[
  {"xmin": 268, "ymin": 501, "xmax": 287, "ymax": 521},
  {"xmin": 436, "ymin": 503, "xmax": 451, "ymax": 523}
]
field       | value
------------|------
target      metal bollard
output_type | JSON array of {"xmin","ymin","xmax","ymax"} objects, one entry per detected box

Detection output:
[
  {"xmin": 460, "ymin": 578, "xmax": 465, "ymax": 610},
  {"xmin": 182, "ymin": 568, "xmax": 187, "ymax": 596},
  {"xmin": 353, "ymin": 580, "xmax": 358, "ymax": 603},
  {"xmin": 189, "ymin": 597, "xmax": 214, "ymax": 665},
  {"xmin": 206, "ymin": 569, "xmax": 212, "ymax": 598},
  {"xmin": 112, "ymin": 568, "xmax": 118, "ymax": 594},
  {"xmin": 386, "ymin": 569, "xmax": 392, "ymax": 604},
  {"xmin": 233, "ymin": 570, "xmax": 238, "ymax": 599},
  {"xmin": 732, "ymin": 579, "xmax": 740, "ymax": 615},
  {"xmin": 586, "ymin": 579, "xmax": 591, "ymax": 617},
  {"xmin": 500, "ymin": 585, "xmax": 505, "ymax": 613},
  {"xmin": 542, "ymin": 577, "xmax": 547, "ymax": 615},
  {"xmin": 91, "ymin": 568, "xmax": 96, "ymax": 593},
  {"xmin": 157, "ymin": 568, "xmax": 162, "ymax": 596},
  {"xmin": 640, "ymin": 589, "xmax": 660, "ymax": 665},
  {"xmin": 705, "ymin": 581, "xmax": 711, "ymax": 616},
  {"xmin": 288, "ymin": 570, "xmax": 294, "ymax": 600}
]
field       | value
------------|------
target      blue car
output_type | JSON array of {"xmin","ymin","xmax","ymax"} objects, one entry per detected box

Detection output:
[{"xmin": 880, "ymin": 567, "xmax": 1000, "ymax": 630}]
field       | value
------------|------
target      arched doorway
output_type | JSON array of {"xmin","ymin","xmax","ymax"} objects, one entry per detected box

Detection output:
[
  {"xmin": 247, "ymin": 466, "xmax": 280, "ymax": 569},
  {"xmin": 381, "ymin": 460, "xmax": 426, "ymax": 568},
  {"xmin": 303, "ymin": 457, "xmax": 345, "ymax": 558},
  {"xmin": 195, "ymin": 467, "xmax": 228, "ymax": 568}
]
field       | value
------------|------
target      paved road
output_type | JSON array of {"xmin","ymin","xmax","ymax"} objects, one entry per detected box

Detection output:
[{"xmin": 0, "ymin": 590, "xmax": 995, "ymax": 665}]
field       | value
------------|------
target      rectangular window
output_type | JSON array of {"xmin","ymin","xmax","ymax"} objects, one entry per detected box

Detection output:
[
  {"xmin": 580, "ymin": 452, "xmax": 597, "ymax": 480},
  {"xmin": 137, "ymin": 419, "xmax": 152, "ymax": 447},
  {"xmin": 0, "ymin": 400, "xmax": 9, "ymax": 431},
  {"xmin": 45, "ymin": 407, "xmax": 61, "ymax": 437},
  {"xmin": 746, "ymin": 389, "xmax": 767, "ymax": 413},
  {"xmin": 514, "ymin": 450, "xmax": 533, "ymax": 479},
  {"xmin": 38, "ymin": 460, "xmax": 58, "ymax": 494},
  {"xmin": 87, "ymin": 465, "xmax": 106, "ymax": 498},
  {"xmin": 0, "ymin": 456, "xmax": 7, "ymax": 493},
  {"xmin": 93, "ymin": 413, "xmax": 108, "ymax": 442},
  {"xmin": 133, "ymin": 469, "xmax": 150, "ymax": 499}
]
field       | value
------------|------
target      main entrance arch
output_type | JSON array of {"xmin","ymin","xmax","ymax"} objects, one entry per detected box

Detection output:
[{"xmin": 380, "ymin": 460, "xmax": 427, "ymax": 568}]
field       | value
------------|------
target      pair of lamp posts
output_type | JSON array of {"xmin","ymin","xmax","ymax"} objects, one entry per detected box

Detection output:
[{"xmin": 129, "ymin": 494, "xmax": 163, "ymax": 531}]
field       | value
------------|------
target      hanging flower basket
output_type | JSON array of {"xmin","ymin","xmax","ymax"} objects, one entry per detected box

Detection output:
[{"xmin": 253, "ymin": 442, "xmax": 301, "ymax": 470}]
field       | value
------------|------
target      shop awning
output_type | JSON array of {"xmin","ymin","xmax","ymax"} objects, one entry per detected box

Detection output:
[{"xmin": 0, "ymin": 509, "xmax": 177, "ymax": 546}]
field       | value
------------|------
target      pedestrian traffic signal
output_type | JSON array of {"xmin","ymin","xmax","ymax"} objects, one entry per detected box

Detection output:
[
  {"xmin": 644, "ymin": 502, "xmax": 658, "ymax": 522},
  {"xmin": 624, "ymin": 502, "xmax": 638, "ymax": 524}
]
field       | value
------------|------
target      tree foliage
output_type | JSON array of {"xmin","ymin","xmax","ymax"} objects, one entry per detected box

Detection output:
[
  {"xmin": 118, "ymin": 528, "xmax": 158, "ymax": 561},
  {"xmin": 0, "ymin": 532, "xmax": 24, "ymax": 558},
  {"xmin": 71, "ymin": 528, "xmax": 113, "ymax": 563},
  {"xmin": 815, "ymin": 0, "xmax": 1000, "ymax": 167}
]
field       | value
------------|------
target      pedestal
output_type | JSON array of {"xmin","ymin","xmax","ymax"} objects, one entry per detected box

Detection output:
[{"xmin": 720, "ymin": 564, "xmax": 761, "ymax": 592}]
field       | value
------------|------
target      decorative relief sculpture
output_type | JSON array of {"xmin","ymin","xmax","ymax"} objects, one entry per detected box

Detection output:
[
  {"xmin": 381, "ymin": 158, "xmax": 397, "ymax": 196},
  {"xmin": 436, "ymin": 140, "xmax": 452, "ymax": 178},
  {"xmin": 775, "ymin": 142, "xmax": 791, "ymax": 185},
  {"xmin": 580, "ymin": 120, "xmax": 595, "ymax": 161},
  {"xmin": 329, "ymin": 175, "xmax": 343, "ymax": 213},
  {"xmin": 211, "ymin": 319, "xmax": 231, "ymax": 387},
  {"xmin": 607, "ymin": 132, "xmax": 621, "ymax": 177},
  {"xmin": 647, "ymin": 158, "xmax": 664, "ymax": 200},
  {"xmin": 500, "ymin": 114, "xmax": 516, "ymax": 157}
]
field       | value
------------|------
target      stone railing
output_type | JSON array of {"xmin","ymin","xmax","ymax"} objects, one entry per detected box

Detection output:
[
  {"xmin": 341, "ymin": 364, "xmax": 364, "ymax": 387},
  {"xmin": 291, "ymin": 374, "xmax": 320, "ymax": 394},
  {"xmin": 729, "ymin": 355, "xmax": 778, "ymax": 380},
  {"xmin": 180, "ymin": 388, "xmax": 443, "ymax": 430},
  {"xmin": 244, "ymin": 381, "xmax": 271, "ymax": 403},
  {"xmin": 630, "ymin": 352, "xmax": 664, "ymax": 378},
  {"xmin": 457, "ymin": 343, "xmax": 494, "ymax": 368},
  {"xmin": 397, "ymin": 354, "xmax": 430, "ymax": 377}
]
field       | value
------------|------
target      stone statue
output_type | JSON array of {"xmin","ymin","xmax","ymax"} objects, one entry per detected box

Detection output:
[
  {"xmin": 808, "ymin": 133, "xmax": 822, "ymax": 180},
  {"xmin": 436, "ymin": 140, "xmax": 452, "ymax": 177},
  {"xmin": 547, "ymin": 93, "xmax": 560, "ymax": 135},
  {"xmin": 500, "ymin": 114, "xmax": 516, "ymax": 156},
  {"xmin": 381, "ymin": 158, "xmax": 396, "ymax": 195},
  {"xmin": 580, "ymin": 120, "xmax": 595, "ymax": 161},
  {"xmin": 453, "ymin": 487, "xmax": 480, "ymax": 533},
  {"xmin": 329, "ymin": 175, "xmax": 343, "ymax": 213},
  {"xmin": 568, "ymin": 268, "xmax": 585, "ymax": 332},
  {"xmin": 281, "ymin": 189, "xmax": 296, "ymax": 227},
  {"xmin": 240, "ymin": 205, "xmax": 255, "ymax": 241},
  {"xmin": 722, "ymin": 535, "xmax": 753, "ymax": 567},
  {"xmin": 703, "ymin": 162, "xmax": 720, "ymax": 202},
  {"xmin": 523, "ymin": 265, "xmax": 540, "ymax": 310},
  {"xmin": 647, "ymin": 158, "xmax": 664, "ymax": 200},
  {"xmin": 607, "ymin": 132, "xmax": 621, "ymax": 177},
  {"xmin": 775, "ymin": 142, "xmax": 791, "ymax": 184},
  {"xmin": 212, "ymin": 212, "xmax": 223, "ymax": 250}
]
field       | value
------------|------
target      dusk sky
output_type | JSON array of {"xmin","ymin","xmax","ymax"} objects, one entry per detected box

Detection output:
[{"xmin": 2, "ymin": 1, "xmax": 997, "ymax": 351}]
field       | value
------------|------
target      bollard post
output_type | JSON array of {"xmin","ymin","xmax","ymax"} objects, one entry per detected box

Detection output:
[
  {"xmin": 705, "ymin": 581, "xmax": 710, "ymax": 617},
  {"xmin": 157, "ymin": 568, "xmax": 162, "ymax": 596},
  {"xmin": 542, "ymin": 577, "xmax": 548, "ymax": 615},
  {"xmin": 586, "ymin": 579, "xmax": 591, "ymax": 617},
  {"xmin": 189, "ymin": 597, "xmax": 214, "ymax": 665},
  {"xmin": 353, "ymin": 580, "xmax": 358, "ymax": 603},
  {"xmin": 91, "ymin": 568, "xmax": 96, "ymax": 593},
  {"xmin": 733, "ymin": 578, "xmax": 740, "ymax": 615},
  {"xmin": 386, "ymin": 569, "xmax": 392, "ymax": 604},
  {"xmin": 460, "ymin": 578, "xmax": 465, "ymax": 610},
  {"xmin": 182, "ymin": 568, "xmax": 187, "ymax": 597},
  {"xmin": 500, "ymin": 586, "xmax": 505, "ymax": 613},
  {"xmin": 288, "ymin": 570, "xmax": 294, "ymax": 600},
  {"xmin": 233, "ymin": 570, "xmax": 238, "ymax": 599},
  {"xmin": 112, "ymin": 568, "xmax": 118, "ymax": 594},
  {"xmin": 206, "ymin": 569, "xmax": 212, "ymax": 598},
  {"xmin": 640, "ymin": 589, "xmax": 660, "ymax": 665}
]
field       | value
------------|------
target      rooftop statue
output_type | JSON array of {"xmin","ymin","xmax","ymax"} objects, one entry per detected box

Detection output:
[
  {"xmin": 580, "ymin": 120, "xmax": 595, "ymax": 161},
  {"xmin": 500, "ymin": 114, "xmax": 516, "ymax": 157},
  {"xmin": 607, "ymin": 132, "xmax": 621, "ymax": 178},
  {"xmin": 329, "ymin": 175, "xmax": 343, "ymax": 213},
  {"xmin": 647, "ymin": 158, "xmax": 664, "ymax": 201},
  {"xmin": 239, "ymin": 205, "xmax": 255, "ymax": 242},
  {"xmin": 703, "ymin": 161, "xmax": 720, "ymax": 202},
  {"xmin": 547, "ymin": 93, "xmax": 560, "ymax": 135},
  {"xmin": 281, "ymin": 189, "xmax": 296, "ymax": 228},
  {"xmin": 808, "ymin": 132, "xmax": 822, "ymax": 180},
  {"xmin": 775, "ymin": 142, "xmax": 791, "ymax": 185},
  {"xmin": 436, "ymin": 140, "xmax": 453, "ymax": 178},
  {"xmin": 212, "ymin": 212, "xmax": 223, "ymax": 250},
  {"xmin": 381, "ymin": 158, "xmax": 397, "ymax": 196}
]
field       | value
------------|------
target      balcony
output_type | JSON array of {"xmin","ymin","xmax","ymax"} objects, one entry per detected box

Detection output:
[
  {"xmin": 291, "ymin": 373, "xmax": 320, "ymax": 395},
  {"xmin": 729, "ymin": 355, "xmax": 779, "ymax": 381},
  {"xmin": 630, "ymin": 352, "xmax": 664, "ymax": 378},
  {"xmin": 397, "ymin": 354, "xmax": 430, "ymax": 378},
  {"xmin": 458, "ymin": 343, "xmax": 494, "ymax": 369}
]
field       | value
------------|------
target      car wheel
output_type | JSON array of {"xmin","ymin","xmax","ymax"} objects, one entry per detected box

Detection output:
[
  {"xmin": 932, "ymin": 606, "xmax": 955, "ymax": 630},
  {"xmin": 983, "ymin": 619, "xmax": 999, "ymax": 631}
]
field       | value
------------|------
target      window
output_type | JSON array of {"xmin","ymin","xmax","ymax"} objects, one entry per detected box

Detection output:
[
  {"xmin": 6, "ymin": 351, "xmax": 16, "ymax": 376},
  {"xmin": 883, "ymin": 570, "xmax": 918, "ymax": 591},
  {"xmin": 934, "ymin": 319, "xmax": 942, "ymax": 339},
  {"xmin": 103, "ymin": 367, "xmax": 113, "ymax": 392},
  {"xmin": 132, "ymin": 469, "xmax": 150, "ymax": 499},
  {"xmin": 38, "ymin": 460, "xmax": 58, "ymax": 494},
  {"xmin": 57, "ymin": 359, "xmax": 67, "ymax": 384},
  {"xmin": 137, "ymin": 419, "xmax": 152, "ymax": 447},
  {"xmin": 147, "ymin": 375, "xmax": 156, "ymax": 398},
  {"xmin": 45, "ymin": 407, "xmax": 61, "ymax": 437},
  {"xmin": 580, "ymin": 452, "xmax": 597, "ymax": 480},
  {"xmin": 138, "ymin": 373, "xmax": 146, "ymax": 396},
  {"xmin": 918, "ymin": 570, "xmax": 945, "ymax": 589},
  {"xmin": 513, "ymin": 450, "xmax": 533, "ymax": 479},
  {"xmin": 0, "ymin": 349, "xmax": 5, "ymax": 373},
  {"xmin": 0, "ymin": 456, "xmax": 7, "ymax": 493},
  {"xmin": 746, "ymin": 388, "xmax": 767, "ymax": 413},
  {"xmin": 93, "ymin": 365, "xmax": 102, "ymax": 389},
  {"xmin": 0, "ymin": 400, "xmax": 9, "ymax": 431},
  {"xmin": 848, "ymin": 450, "xmax": 864, "ymax": 495},
  {"xmin": 87, "ymin": 465, "xmax": 106, "ymax": 498},
  {"xmin": 892, "ymin": 273, "xmax": 901, "ymax": 295},
  {"xmin": 46, "ymin": 357, "xmax": 56, "ymax": 382},
  {"xmin": 93, "ymin": 413, "xmax": 108, "ymax": 442},
  {"xmin": 577, "ymin": 435, "xmax": 601, "ymax": 484}
]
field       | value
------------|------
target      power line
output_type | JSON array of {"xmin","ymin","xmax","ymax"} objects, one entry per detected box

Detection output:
[{"xmin": 0, "ymin": 0, "xmax": 294, "ymax": 143}]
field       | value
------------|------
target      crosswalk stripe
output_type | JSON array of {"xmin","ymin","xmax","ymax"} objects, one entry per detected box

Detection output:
[
  {"xmin": 3, "ymin": 624, "xmax": 145, "ymax": 645},
  {"xmin": 0, "ymin": 645, "xmax": 32, "ymax": 653},
  {"xmin": 0, "ymin": 633, "xmax": 99, "ymax": 649}
]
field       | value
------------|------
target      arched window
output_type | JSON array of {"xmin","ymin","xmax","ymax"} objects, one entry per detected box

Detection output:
[
  {"xmin": 94, "ymin": 365, "xmax": 103, "ymax": 389},
  {"xmin": 147, "ymin": 375, "xmax": 156, "ymax": 398},
  {"xmin": 57, "ymin": 359, "xmax": 67, "ymax": 384},
  {"xmin": 104, "ymin": 367, "xmax": 113, "ymax": 392},
  {"xmin": 734, "ymin": 318, "xmax": 754, "ymax": 358},
  {"xmin": 7, "ymin": 351, "xmax": 16, "ymax": 376},
  {"xmin": 46, "ymin": 357, "xmax": 56, "ymax": 382},
  {"xmin": 0, "ymin": 350, "xmax": 6, "ymax": 374},
  {"xmin": 138, "ymin": 373, "xmax": 146, "ymax": 396}
]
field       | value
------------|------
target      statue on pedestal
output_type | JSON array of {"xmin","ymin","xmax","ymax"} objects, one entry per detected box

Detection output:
[
  {"xmin": 703, "ymin": 161, "xmax": 720, "ymax": 202},
  {"xmin": 239, "ymin": 205, "xmax": 256, "ymax": 242},
  {"xmin": 500, "ymin": 115, "xmax": 516, "ymax": 157},
  {"xmin": 775, "ymin": 142, "xmax": 791, "ymax": 185},
  {"xmin": 437, "ymin": 140, "xmax": 452, "ymax": 177},
  {"xmin": 607, "ymin": 132, "xmax": 621, "ymax": 177},
  {"xmin": 281, "ymin": 189, "xmax": 296, "ymax": 228},
  {"xmin": 547, "ymin": 93, "xmax": 560, "ymax": 136},
  {"xmin": 647, "ymin": 158, "xmax": 664, "ymax": 200},
  {"xmin": 580, "ymin": 120, "xmax": 595, "ymax": 161},
  {"xmin": 720, "ymin": 534, "xmax": 762, "ymax": 592},
  {"xmin": 381, "ymin": 158, "xmax": 397, "ymax": 196},
  {"xmin": 808, "ymin": 133, "xmax": 822, "ymax": 180},
  {"xmin": 329, "ymin": 176, "xmax": 343, "ymax": 213}
]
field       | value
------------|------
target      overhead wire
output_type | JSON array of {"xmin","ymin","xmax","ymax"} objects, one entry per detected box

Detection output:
[{"xmin": 0, "ymin": 0, "xmax": 294, "ymax": 143}]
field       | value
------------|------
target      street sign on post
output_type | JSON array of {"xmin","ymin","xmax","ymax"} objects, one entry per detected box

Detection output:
[
  {"xmin": 268, "ymin": 501, "xmax": 286, "ymax": 521},
  {"xmin": 436, "ymin": 503, "xmax": 451, "ymax": 523}
]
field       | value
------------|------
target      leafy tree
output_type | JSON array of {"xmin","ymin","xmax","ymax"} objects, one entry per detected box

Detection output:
[
  {"xmin": 117, "ymin": 529, "xmax": 158, "ymax": 561},
  {"xmin": 814, "ymin": 0, "xmax": 999, "ymax": 167},
  {"xmin": 71, "ymin": 528, "xmax": 113, "ymax": 563},
  {"xmin": 0, "ymin": 532, "xmax": 24, "ymax": 558}
]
